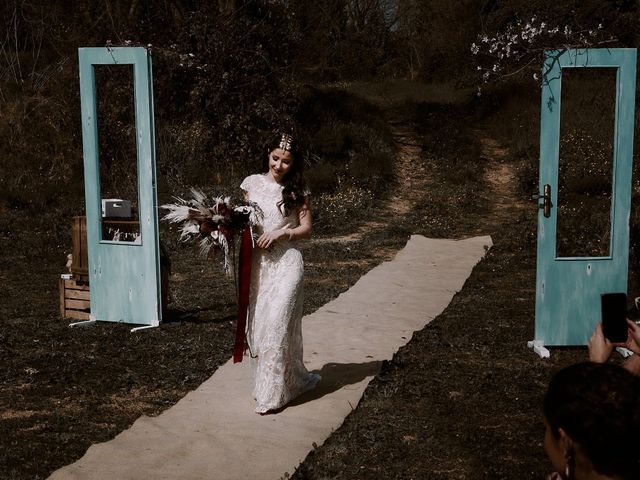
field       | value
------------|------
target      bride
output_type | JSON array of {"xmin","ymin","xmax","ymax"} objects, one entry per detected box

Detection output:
[{"xmin": 240, "ymin": 133, "xmax": 321, "ymax": 414}]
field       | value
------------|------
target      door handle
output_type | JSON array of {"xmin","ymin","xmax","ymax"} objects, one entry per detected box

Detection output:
[{"xmin": 530, "ymin": 184, "xmax": 552, "ymax": 217}]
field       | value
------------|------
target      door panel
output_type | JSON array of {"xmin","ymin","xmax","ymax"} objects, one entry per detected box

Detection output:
[
  {"xmin": 78, "ymin": 47, "xmax": 162, "ymax": 326},
  {"xmin": 535, "ymin": 49, "xmax": 636, "ymax": 346}
]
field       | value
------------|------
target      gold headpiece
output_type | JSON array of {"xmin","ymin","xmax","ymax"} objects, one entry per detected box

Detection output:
[{"xmin": 278, "ymin": 133, "xmax": 293, "ymax": 152}]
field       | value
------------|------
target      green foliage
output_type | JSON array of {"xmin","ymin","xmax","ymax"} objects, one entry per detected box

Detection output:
[
  {"xmin": 290, "ymin": 0, "xmax": 398, "ymax": 81},
  {"xmin": 393, "ymin": 0, "xmax": 481, "ymax": 82},
  {"xmin": 0, "ymin": 1, "xmax": 398, "ymax": 236},
  {"xmin": 415, "ymin": 102, "xmax": 482, "ymax": 187},
  {"xmin": 295, "ymin": 86, "xmax": 395, "ymax": 231},
  {"xmin": 0, "ymin": 1, "xmax": 301, "ymax": 213}
]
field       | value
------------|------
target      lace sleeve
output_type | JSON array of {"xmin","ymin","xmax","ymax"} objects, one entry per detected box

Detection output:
[{"xmin": 240, "ymin": 175, "xmax": 255, "ymax": 192}]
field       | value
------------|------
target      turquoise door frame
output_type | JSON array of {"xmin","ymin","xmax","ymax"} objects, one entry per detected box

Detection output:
[
  {"xmin": 78, "ymin": 47, "xmax": 162, "ymax": 326},
  {"xmin": 535, "ymin": 48, "xmax": 636, "ymax": 346}
]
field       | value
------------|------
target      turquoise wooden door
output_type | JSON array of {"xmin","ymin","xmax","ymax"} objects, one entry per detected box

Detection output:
[
  {"xmin": 78, "ymin": 47, "xmax": 162, "ymax": 326},
  {"xmin": 535, "ymin": 48, "xmax": 636, "ymax": 346}
]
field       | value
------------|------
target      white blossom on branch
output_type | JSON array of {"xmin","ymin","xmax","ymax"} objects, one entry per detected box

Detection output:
[{"xmin": 471, "ymin": 16, "xmax": 617, "ymax": 90}]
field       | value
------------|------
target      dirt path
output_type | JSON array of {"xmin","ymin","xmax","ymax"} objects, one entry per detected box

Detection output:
[
  {"xmin": 315, "ymin": 124, "xmax": 523, "ymax": 247},
  {"xmin": 385, "ymin": 121, "xmax": 431, "ymax": 217},
  {"xmin": 478, "ymin": 133, "xmax": 526, "ymax": 231},
  {"xmin": 312, "ymin": 121, "xmax": 429, "ymax": 251}
]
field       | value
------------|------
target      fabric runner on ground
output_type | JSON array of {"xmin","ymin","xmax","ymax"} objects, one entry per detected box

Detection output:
[{"xmin": 49, "ymin": 235, "xmax": 492, "ymax": 480}]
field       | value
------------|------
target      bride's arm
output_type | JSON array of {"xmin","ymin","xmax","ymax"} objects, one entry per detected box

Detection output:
[
  {"xmin": 287, "ymin": 198, "xmax": 312, "ymax": 241},
  {"xmin": 255, "ymin": 198, "xmax": 312, "ymax": 249}
]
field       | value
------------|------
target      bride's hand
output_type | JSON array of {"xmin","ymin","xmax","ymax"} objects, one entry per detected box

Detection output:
[{"xmin": 256, "ymin": 228, "xmax": 287, "ymax": 249}]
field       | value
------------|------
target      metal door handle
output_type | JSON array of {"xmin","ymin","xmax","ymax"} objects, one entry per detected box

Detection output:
[{"xmin": 531, "ymin": 184, "xmax": 552, "ymax": 217}]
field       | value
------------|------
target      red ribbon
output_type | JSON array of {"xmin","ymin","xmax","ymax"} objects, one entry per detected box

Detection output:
[{"xmin": 234, "ymin": 227, "xmax": 253, "ymax": 363}]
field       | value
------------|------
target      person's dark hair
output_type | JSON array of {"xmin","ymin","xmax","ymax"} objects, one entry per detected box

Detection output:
[
  {"xmin": 263, "ymin": 133, "xmax": 308, "ymax": 216},
  {"xmin": 543, "ymin": 362, "xmax": 640, "ymax": 480}
]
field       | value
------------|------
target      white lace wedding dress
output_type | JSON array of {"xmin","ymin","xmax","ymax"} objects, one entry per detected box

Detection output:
[{"xmin": 240, "ymin": 174, "xmax": 320, "ymax": 413}]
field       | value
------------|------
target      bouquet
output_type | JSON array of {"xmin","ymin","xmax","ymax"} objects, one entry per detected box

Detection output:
[
  {"xmin": 161, "ymin": 188, "xmax": 261, "ymax": 274},
  {"xmin": 162, "ymin": 188, "xmax": 260, "ymax": 363}
]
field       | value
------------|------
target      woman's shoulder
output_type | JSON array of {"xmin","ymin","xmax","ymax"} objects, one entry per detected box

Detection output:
[{"xmin": 240, "ymin": 174, "xmax": 264, "ymax": 191}]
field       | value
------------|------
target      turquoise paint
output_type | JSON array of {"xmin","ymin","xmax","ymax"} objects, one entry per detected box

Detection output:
[
  {"xmin": 535, "ymin": 49, "xmax": 636, "ymax": 345},
  {"xmin": 78, "ymin": 47, "xmax": 162, "ymax": 326}
]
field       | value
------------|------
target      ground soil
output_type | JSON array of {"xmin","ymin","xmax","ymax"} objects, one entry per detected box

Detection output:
[{"xmin": 0, "ymin": 93, "xmax": 611, "ymax": 480}]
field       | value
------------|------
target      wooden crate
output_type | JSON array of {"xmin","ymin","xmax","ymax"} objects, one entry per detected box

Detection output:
[
  {"xmin": 62, "ymin": 217, "xmax": 171, "ymax": 319},
  {"xmin": 71, "ymin": 216, "xmax": 89, "ymax": 276},
  {"xmin": 59, "ymin": 276, "xmax": 91, "ymax": 320},
  {"xmin": 58, "ymin": 269, "xmax": 169, "ymax": 320}
]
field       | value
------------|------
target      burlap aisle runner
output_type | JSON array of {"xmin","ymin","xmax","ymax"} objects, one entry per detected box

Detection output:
[{"xmin": 50, "ymin": 235, "xmax": 492, "ymax": 480}]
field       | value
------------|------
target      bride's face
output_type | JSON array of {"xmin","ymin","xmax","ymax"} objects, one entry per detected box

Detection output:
[{"xmin": 268, "ymin": 148, "xmax": 294, "ymax": 183}]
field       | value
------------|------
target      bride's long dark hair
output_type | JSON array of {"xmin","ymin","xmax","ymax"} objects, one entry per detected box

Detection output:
[{"xmin": 264, "ymin": 133, "xmax": 308, "ymax": 216}]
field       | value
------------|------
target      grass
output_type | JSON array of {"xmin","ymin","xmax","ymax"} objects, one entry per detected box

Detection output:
[{"xmin": 4, "ymin": 75, "xmax": 640, "ymax": 479}]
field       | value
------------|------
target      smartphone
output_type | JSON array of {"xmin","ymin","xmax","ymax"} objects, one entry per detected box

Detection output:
[{"xmin": 601, "ymin": 292, "xmax": 628, "ymax": 343}]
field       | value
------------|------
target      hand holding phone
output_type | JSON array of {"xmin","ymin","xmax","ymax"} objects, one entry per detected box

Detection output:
[
  {"xmin": 625, "ymin": 318, "xmax": 640, "ymax": 355},
  {"xmin": 601, "ymin": 292, "xmax": 628, "ymax": 343},
  {"xmin": 588, "ymin": 323, "xmax": 614, "ymax": 363}
]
